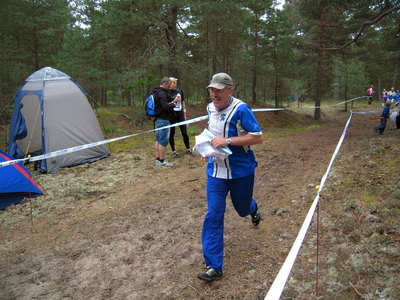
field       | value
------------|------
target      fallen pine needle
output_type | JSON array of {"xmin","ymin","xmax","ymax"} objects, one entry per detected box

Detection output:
[{"xmin": 349, "ymin": 282, "xmax": 363, "ymax": 297}]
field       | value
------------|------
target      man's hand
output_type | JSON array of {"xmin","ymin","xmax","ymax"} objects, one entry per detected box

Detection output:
[
  {"xmin": 211, "ymin": 137, "xmax": 228, "ymax": 148},
  {"xmin": 211, "ymin": 134, "xmax": 263, "ymax": 147},
  {"xmin": 200, "ymin": 156, "xmax": 208, "ymax": 163}
]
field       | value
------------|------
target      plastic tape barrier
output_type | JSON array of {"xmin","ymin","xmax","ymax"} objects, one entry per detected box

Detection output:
[
  {"xmin": 0, "ymin": 114, "xmax": 213, "ymax": 168},
  {"xmin": 264, "ymin": 112, "xmax": 358, "ymax": 299},
  {"xmin": 0, "ymin": 99, "xmax": 370, "ymax": 169}
]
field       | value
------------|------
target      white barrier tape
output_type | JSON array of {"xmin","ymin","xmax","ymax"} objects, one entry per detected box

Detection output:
[
  {"xmin": 265, "ymin": 112, "xmax": 354, "ymax": 300},
  {"xmin": 153, "ymin": 115, "xmax": 209, "ymax": 131},
  {"xmin": 0, "ymin": 102, "xmax": 368, "ymax": 169},
  {"xmin": 29, "ymin": 132, "xmax": 150, "ymax": 162},
  {"xmin": 295, "ymin": 96, "xmax": 368, "ymax": 110},
  {"xmin": 0, "ymin": 131, "xmax": 151, "ymax": 168},
  {"xmin": 0, "ymin": 157, "xmax": 31, "ymax": 167},
  {"xmin": 332, "ymin": 96, "xmax": 368, "ymax": 106},
  {"xmin": 351, "ymin": 110, "xmax": 377, "ymax": 114},
  {"xmin": 0, "ymin": 109, "xmax": 285, "ymax": 168},
  {"xmin": 252, "ymin": 108, "xmax": 286, "ymax": 112},
  {"xmin": 0, "ymin": 114, "xmax": 210, "ymax": 168}
]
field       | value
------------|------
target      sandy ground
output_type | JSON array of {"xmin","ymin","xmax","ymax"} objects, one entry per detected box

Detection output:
[{"xmin": 0, "ymin": 106, "xmax": 399, "ymax": 299}]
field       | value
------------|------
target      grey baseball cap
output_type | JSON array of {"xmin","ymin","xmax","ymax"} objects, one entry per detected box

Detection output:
[{"xmin": 206, "ymin": 72, "xmax": 234, "ymax": 89}]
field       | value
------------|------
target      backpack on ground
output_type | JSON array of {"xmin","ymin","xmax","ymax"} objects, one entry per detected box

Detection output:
[{"xmin": 144, "ymin": 94, "xmax": 157, "ymax": 117}]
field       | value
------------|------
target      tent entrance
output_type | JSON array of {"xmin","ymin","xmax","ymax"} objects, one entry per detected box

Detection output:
[{"xmin": 17, "ymin": 93, "xmax": 42, "ymax": 155}]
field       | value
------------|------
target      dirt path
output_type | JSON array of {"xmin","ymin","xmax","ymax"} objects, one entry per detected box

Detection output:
[{"xmin": 0, "ymin": 109, "xmax": 399, "ymax": 299}]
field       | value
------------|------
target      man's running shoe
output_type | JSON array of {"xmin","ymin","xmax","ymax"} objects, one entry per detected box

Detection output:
[
  {"xmin": 251, "ymin": 210, "xmax": 261, "ymax": 226},
  {"xmin": 197, "ymin": 267, "xmax": 223, "ymax": 281},
  {"xmin": 155, "ymin": 159, "xmax": 173, "ymax": 167},
  {"xmin": 162, "ymin": 160, "xmax": 173, "ymax": 166}
]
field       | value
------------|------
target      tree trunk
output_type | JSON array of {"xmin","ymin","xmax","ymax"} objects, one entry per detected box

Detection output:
[
  {"xmin": 165, "ymin": 5, "xmax": 179, "ymax": 78},
  {"xmin": 251, "ymin": 12, "xmax": 259, "ymax": 103},
  {"xmin": 211, "ymin": 30, "xmax": 217, "ymax": 75},
  {"xmin": 103, "ymin": 52, "xmax": 108, "ymax": 106},
  {"xmin": 314, "ymin": 10, "xmax": 325, "ymax": 120},
  {"xmin": 344, "ymin": 66, "xmax": 348, "ymax": 112},
  {"xmin": 378, "ymin": 77, "xmax": 381, "ymax": 102},
  {"xmin": 273, "ymin": 18, "xmax": 281, "ymax": 108},
  {"xmin": 274, "ymin": 75, "xmax": 277, "ymax": 107},
  {"xmin": 392, "ymin": 69, "xmax": 398, "ymax": 88},
  {"xmin": 206, "ymin": 21, "xmax": 217, "ymax": 81},
  {"xmin": 33, "ymin": 17, "xmax": 40, "ymax": 70},
  {"xmin": 0, "ymin": 72, "xmax": 3, "ymax": 115}
]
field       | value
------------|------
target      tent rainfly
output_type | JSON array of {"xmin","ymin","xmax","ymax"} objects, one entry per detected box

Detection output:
[{"xmin": 0, "ymin": 150, "xmax": 43, "ymax": 209}]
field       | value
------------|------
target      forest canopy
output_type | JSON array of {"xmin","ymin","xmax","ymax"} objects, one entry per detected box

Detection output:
[{"xmin": 0, "ymin": 0, "xmax": 399, "ymax": 119}]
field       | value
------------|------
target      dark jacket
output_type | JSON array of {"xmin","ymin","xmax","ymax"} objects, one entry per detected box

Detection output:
[
  {"xmin": 153, "ymin": 86, "xmax": 175, "ymax": 121},
  {"xmin": 168, "ymin": 88, "xmax": 184, "ymax": 102},
  {"xmin": 167, "ymin": 88, "xmax": 185, "ymax": 117},
  {"xmin": 381, "ymin": 106, "xmax": 390, "ymax": 118}
]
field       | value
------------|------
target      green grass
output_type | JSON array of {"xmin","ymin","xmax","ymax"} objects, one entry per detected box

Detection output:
[
  {"xmin": 361, "ymin": 193, "xmax": 378, "ymax": 209},
  {"xmin": 385, "ymin": 159, "xmax": 399, "ymax": 173}
]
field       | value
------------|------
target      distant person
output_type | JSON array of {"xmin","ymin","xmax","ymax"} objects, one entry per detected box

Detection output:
[
  {"xmin": 390, "ymin": 108, "xmax": 400, "ymax": 130},
  {"xmin": 153, "ymin": 77, "xmax": 179, "ymax": 167},
  {"xmin": 374, "ymin": 100, "xmax": 391, "ymax": 135},
  {"xmin": 298, "ymin": 94, "xmax": 305, "ymax": 108},
  {"xmin": 167, "ymin": 77, "xmax": 192, "ymax": 156},
  {"xmin": 367, "ymin": 85, "xmax": 374, "ymax": 105},
  {"xmin": 387, "ymin": 87, "xmax": 396, "ymax": 103},
  {"xmin": 196, "ymin": 73, "xmax": 263, "ymax": 282},
  {"xmin": 395, "ymin": 90, "xmax": 400, "ymax": 106},
  {"xmin": 397, "ymin": 110, "xmax": 400, "ymax": 130},
  {"xmin": 381, "ymin": 89, "xmax": 388, "ymax": 107}
]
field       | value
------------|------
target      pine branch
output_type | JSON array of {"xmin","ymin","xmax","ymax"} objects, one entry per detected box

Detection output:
[{"xmin": 323, "ymin": 5, "xmax": 400, "ymax": 51}]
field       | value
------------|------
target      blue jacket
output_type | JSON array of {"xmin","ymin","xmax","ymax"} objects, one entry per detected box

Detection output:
[{"xmin": 381, "ymin": 106, "xmax": 390, "ymax": 118}]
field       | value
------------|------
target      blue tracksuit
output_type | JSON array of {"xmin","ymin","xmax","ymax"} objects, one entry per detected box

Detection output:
[
  {"xmin": 374, "ymin": 105, "xmax": 390, "ymax": 134},
  {"xmin": 395, "ymin": 93, "xmax": 400, "ymax": 106},
  {"xmin": 202, "ymin": 97, "xmax": 262, "ymax": 271}
]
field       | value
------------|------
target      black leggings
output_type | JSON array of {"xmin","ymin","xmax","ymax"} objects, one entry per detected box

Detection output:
[{"xmin": 169, "ymin": 112, "xmax": 190, "ymax": 151}]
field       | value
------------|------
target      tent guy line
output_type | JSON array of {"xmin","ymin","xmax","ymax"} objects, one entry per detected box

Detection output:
[{"xmin": 1, "ymin": 96, "xmax": 373, "ymax": 169}]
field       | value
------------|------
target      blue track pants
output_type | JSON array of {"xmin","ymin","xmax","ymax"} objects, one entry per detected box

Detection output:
[{"xmin": 202, "ymin": 174, "xmax": 258, "ymax": 271}]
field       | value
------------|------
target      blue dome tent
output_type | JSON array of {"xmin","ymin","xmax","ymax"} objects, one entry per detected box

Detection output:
[
  {"xmin": 0, "ymin": 150, "xmax": 43, "ymax": 209},
  {"xmin": 8, "ymin": 67, "xmax": 109, "ymax": 173}
]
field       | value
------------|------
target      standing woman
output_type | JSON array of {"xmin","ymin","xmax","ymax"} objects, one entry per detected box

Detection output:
[
  {"xmin": 381, "ymin": 88, "xmax": 388, "ymax": 107},
  {"xmin": 168, "ymin": 77, "xmax": 192, "ymax": 156}
]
